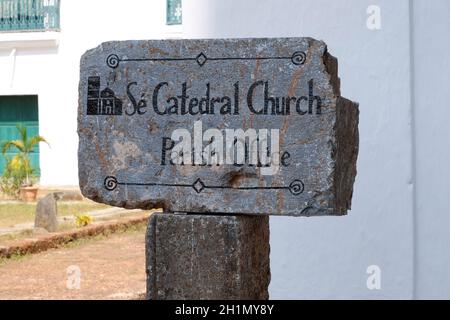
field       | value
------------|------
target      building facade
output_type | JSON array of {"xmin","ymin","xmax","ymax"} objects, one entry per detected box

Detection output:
[
  {"xmin": 1, "ymin": 0, "xmax": 449, "ymax": 299},
  {"xmin": 0, "ymin": 0, "xmax": 183, "ymax": 186}
]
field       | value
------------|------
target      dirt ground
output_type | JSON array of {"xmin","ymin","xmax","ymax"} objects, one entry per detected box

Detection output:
[{"xmin": 0, "ymin": 230, "xmax": 146, "ymax": 300}]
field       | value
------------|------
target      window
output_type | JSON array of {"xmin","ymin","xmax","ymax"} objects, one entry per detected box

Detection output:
[
  {"xmin": 0, "ymin": 0, "xmax": 60, "ymax": 32},
  {"xmin": 166, "ymin": 0, "xmax": 182, "ymax": 25},
  {"xmin": 0, "ymin": 96, "xmax": 40, "ymax": 176}
]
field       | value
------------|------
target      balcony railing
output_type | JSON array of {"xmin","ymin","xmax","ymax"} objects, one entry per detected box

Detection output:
[{"xmin": 0, "ymin": 0, "xmax": 60, "ymax": 32}]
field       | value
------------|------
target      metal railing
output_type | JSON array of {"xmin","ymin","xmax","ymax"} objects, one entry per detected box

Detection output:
[{"xmin": 0, "ymin": 0, "xmax": 60, "ymax": 32}]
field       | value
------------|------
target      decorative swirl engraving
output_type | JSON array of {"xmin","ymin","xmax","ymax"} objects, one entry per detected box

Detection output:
[
  {"xmin": 289, "ymin": 179, "xmax": 305, "ymax": 195},
  {"xmin": 106, "ymin": 54, "xmax": 120, "ymax": 69},
  {"xmin": 104, "ymin": 176, "xmax": 118, "ymax": 191},
  {"xmin": 106, "ymin": 51, "xmax": 306, "ymax": 68},
  {"xmin": 104, "ymin": 176, "xmax": 304, "ymax": 196},
  {"xmin": 291, "ymin": 51, "xmax": 306, "ymax": 66}
]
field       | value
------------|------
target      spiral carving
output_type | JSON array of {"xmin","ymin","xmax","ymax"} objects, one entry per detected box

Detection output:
[
  {"xmin": 104, "ymin": 176, "xmax": 118, "ymax": 191},
  {"xmin": 289, "ymin": 179, "xmax": 304, "ymax": 195},
  {"xmin": 291, "ymin": 51, "xmax": 306, "ymax": 66},
  {"xmin": 106, "ymin": 54, "xmax": 120, "ymax": 69}
]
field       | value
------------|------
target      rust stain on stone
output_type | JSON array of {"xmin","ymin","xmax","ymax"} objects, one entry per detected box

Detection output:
[
  {"xmin": 148, "ymin": 47, "xmax": 169, "ymax": 57},
  {"xmin": 253, "ymin": 58, "xmax": 261, "ymax": 79},
  {"xmin": 94, "ymin": 140, "xmax": 108, "ymax": 171},
  {"xmin": 277, "ymin": 191, "xmax": 285, "ymax": 212},
  {"xmin": 279, "ymin": 61, "xmax": 306, "ymax": 147},
  {"xmin": 288, "ymin": 66, "xmax": 304, "ymax": 97}
]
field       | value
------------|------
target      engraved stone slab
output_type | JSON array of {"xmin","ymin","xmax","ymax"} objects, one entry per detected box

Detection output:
[
  {"xmin": 146, "ymin": 213, "xmax": 270, "ymax": 300},
  {"xmin": 78, "ymin": 38, "xmax": 359, "ymax": 216}
]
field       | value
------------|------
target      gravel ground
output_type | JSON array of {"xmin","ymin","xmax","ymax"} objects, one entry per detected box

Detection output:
[{"xmin": 0, "ymin": 230, "xmax": 146, "ymax": 300}]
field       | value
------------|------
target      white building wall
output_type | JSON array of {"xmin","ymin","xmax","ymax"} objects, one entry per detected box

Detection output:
[
  {"xmin": 0, "ymin": 0, "xmax": 449, "ymax": 299},
  {"xmin": 182, "ymin": 0, "xmax": 449, "ymax": 299},
  {"xmin": 0, "ymin": 0, "xmax": 175, "ymax": 186},
  {"xmin": 412, "ymin": 0, "xmax": 450, "ymax": 299}
]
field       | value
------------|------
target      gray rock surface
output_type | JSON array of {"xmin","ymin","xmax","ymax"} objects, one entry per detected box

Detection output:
[
  {"xmin": 34, "ymin": 192, "xmax": 63, "ymax": 232},
  {"xmin": 146, "ymin": 213, "xmax": 270, "ymax": 299},
  {"xmin": 78, "ymin": 37, "xmax": 359, "ymax": 216}
]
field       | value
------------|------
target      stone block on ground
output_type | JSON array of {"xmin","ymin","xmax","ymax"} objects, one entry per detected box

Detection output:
[{"xmin": 34, "ymin": 192, "xmax": 63, "ymax": 232}]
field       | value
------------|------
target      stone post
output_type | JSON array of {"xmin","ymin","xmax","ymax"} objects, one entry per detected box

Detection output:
[{"xmin": 146, "ymin": 213, "xmax": 270, "ymax": 300}]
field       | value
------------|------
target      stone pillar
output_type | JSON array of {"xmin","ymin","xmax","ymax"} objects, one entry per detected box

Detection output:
[{"xmin": 146, "ymin": 213, "xmax": 270, "ymax": 300}]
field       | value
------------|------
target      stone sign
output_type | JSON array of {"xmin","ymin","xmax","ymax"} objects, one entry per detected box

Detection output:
[{"xmin": 78, "ymin": 38, "xmax": 359, "ymax": 216}]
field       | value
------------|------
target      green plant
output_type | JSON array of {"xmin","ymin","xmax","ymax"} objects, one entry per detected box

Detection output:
[
  {"xmin": 0, "ymin": 157, "xmax": 37, "ymax": 198},
  {"xmin": 75, "ymin": 214, "xmax": 93, "ymax": 227},
  {"xmin": 0, "ymin": 125, "xmax": 48, "ymax": 195}
]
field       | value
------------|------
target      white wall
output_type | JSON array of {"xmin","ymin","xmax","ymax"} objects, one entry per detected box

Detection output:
[
  {"xmin": 0, "ymin": 0, "xmax": 175, "ymax": 186},
  {"xmin": 412, "ymin": 0, "xmax": 450, "ymax": 299},
  {"xmin": 183, "ymin": 0, "xmax": 450, "ymax": 299},
  {"xmin": 46, "ymin": 0, "xmax": 170, "ymax": 185}
]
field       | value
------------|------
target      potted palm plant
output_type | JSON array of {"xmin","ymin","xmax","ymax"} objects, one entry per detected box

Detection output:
[{"xmin": 1, "ymin": 125, "xmax": 49, "ymax": 202}]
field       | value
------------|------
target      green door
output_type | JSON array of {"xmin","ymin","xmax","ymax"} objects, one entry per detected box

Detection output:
[{"xmin": 0, "ymin": 96, "xmax": 40, "ymax": 176}]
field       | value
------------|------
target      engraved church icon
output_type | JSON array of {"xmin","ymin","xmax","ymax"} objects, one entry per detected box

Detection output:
[{"xmin": 87, "ymin": 76, "xmax": 123, "ymax": 115}]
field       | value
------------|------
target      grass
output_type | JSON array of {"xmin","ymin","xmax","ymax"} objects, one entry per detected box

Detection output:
[
  {"xmin": 62, "ymin": 223, "xmax": 147, "ymax": 249},
  {"xmin": 0, "ymin": 221, "xmax": 79, "ymax": 244},
  {"xmin": 0, "ymin": 201, "xmax": 111, "ymax": 228},
  {"xmin": 0, "ymin": 252, "xmax": 30, "ymax": 267},
  {"xmin": 0, "ymin": 229, "xmax": 34, "ymax": 243},
  {"xmin": 0, "ymin": 207, "xmax": 154, "ymax": 245},
  {"xmin": 0, "ymin": 223, "xmax": 147, "ymax": 267}
]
